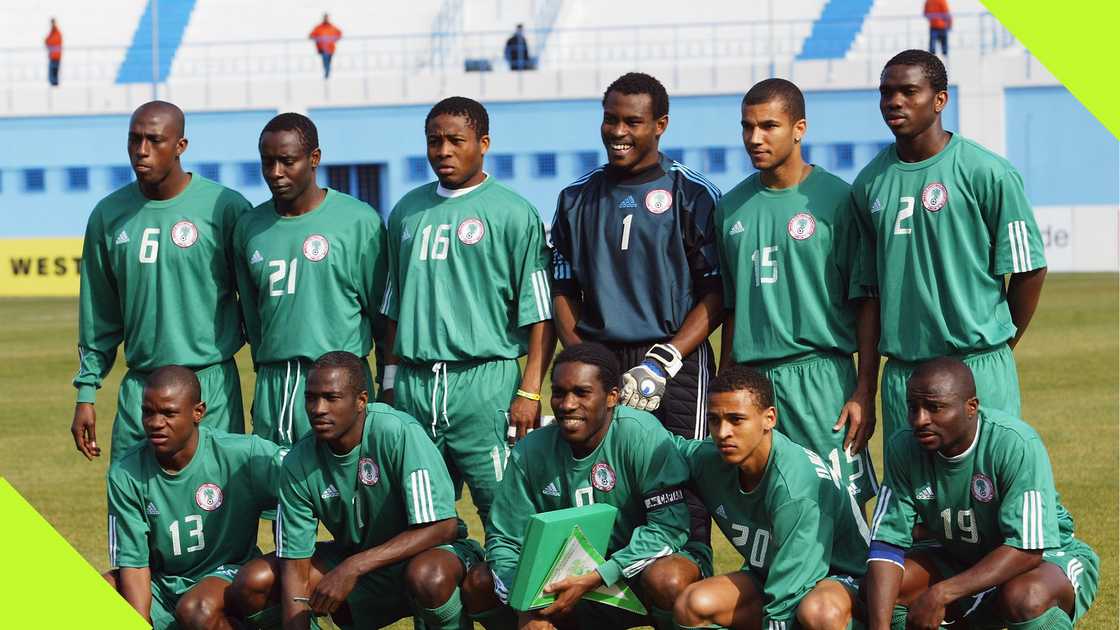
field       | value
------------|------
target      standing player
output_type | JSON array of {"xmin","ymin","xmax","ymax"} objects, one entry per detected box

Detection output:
[
  {"xmin": 234, "ymin": 113, "xmax": 387, "ymax": 451},
  {"xmin": 72, "ymin": 100, "xmax": 251, "ymax": 461},
  {"xmin": 851, "ymin": 50, "xmax": 1047, "ymax": 451},
  {"xmin": 716, "ymin": 78, "xmax": 879, "ymax": 511},
  {"xmin": 673, "ymin": 365, "xmax": 869, "ymax": 630},
  {"xmin": 462, "ymin": 343, "xmax": 707, "ymax": 630},
  {"xmin": 550, "ymin": 72, "xmax": 722, "ymax": 544},
  {"xmin": 230, "ymin": 352, "xmax": 481, "ymax": 630},
  {"xmin": 865, "ymin": 358, "xmax": 1098, "ymax": 630},
  {"xmin": 379, "ymin": 96, "xmax": 554, "ymax": 527},
  {"xmin": 105, "ymin": 366, "xmax": 283, "ymax": 630}
]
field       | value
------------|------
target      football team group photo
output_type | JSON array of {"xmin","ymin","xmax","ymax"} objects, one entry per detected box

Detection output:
[{"xmin": 1, "ymin": 3, "xmax": 1116, "ymax": 630}]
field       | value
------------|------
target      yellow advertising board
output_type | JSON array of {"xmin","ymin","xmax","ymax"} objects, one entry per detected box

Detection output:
[{"xmin": 0, "ymin": 237, "xmax": 84, "ymax": 297}]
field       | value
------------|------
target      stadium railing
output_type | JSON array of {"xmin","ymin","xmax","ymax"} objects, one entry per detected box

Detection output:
[{"xmin": 0, "ymin": 12, "xmax": 1015, "ymax": 89}]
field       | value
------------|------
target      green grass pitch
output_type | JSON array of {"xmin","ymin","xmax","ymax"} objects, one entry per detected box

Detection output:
[{"xmin": 0, "ymin": 273, "xmax": 1114, "ymax": 629}]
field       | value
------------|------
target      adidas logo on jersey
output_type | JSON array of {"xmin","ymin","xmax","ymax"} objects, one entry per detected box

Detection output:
[
  {"xmin": 542, "ymin": 481, "xmax": 561, "ymax": 497},
  {"xmin": 401, "ymin": 227, "xmax": 413, "ymax": 243},
  {"xmin": 715, "ymin": 504, "xmax": 728, "ymax": 519},
  {"xmin": 729, "ymin": 221, "xmax": 744, "ymax": 236},
  {"xmin": 321, "ymin": 484, "xmax": 340, "ymax": 499},
  {"xmin": 249, "ymin": 250, "xmax": 263, "ymax": 264},
  {"xmin": 916, "ymin": 485, "xmax": 935, "ymax": 501},
  {"xmin": 870, "ymin": 198, "xmax": 883, "ymax": 214},
  {"xmin": 115, "ymin": 230, "xmax": 130, "ymax": 245},
  {"xmin": 618, "ymin": 195, "xmax": 638, "ymax": 209},
  {"xmin": 145, "ymin": 502, "xmax": 160, "ymax": 516}
]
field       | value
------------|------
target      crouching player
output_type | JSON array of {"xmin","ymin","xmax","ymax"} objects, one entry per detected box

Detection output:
[
  {"xmin": 865, "ymin": 358, "xmax": 1099, "ymax": 630},
  {"xmin": 461, "ymin": 343, "xmax": 711, "ymax": 630},
  {"xmin": 672, "ymin": 364, "xmax": 870, "ymax": 630},
  {"xmin": 231, "ymin": 351, "xmax": 482, "ymax": 629},
  {"xmin": 105, "ymin": 366, "xmax": 284, "ymax": 629}
]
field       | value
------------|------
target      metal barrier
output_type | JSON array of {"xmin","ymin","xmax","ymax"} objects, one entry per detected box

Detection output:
[{"xmin": 0, "ymin": 12, "xmax": 1015, "ymax": 87}]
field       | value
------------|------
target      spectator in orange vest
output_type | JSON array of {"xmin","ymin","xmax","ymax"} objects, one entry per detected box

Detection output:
[
  {"xmin": 309, "ymin": 13, "xmax": 342, "ymax": 79},
  {"xmin": 45, "ymin": 18, "xmax": 62, "ymax": 86},
  {"xmin": 924, "ymin": 0, "xmax": 951, "ymax": 55}
]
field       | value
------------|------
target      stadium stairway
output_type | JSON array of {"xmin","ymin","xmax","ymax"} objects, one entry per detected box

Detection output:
[
  {"xmin": 797, "ymin": 0, "xmax": 874, "ymax": 59},
  {"xmin": 116, "ymin": 0, "xmax": 197, "ymax": 84}
]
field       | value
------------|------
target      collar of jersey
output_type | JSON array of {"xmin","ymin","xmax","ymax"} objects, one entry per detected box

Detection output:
[
  {"xmin": 135, "ymin": 172, "xmax": 200, "ymax": 209},
  {"xmin": 890, "ymin": 133, "xmax": 959, "ymax": 172},
  {"xmin": 274, "ymin": 187, "xmax": 334, "ymax": 220},
  {"xmin": 751, "ymin": 165, "xmax": 821, "ymax": 198},
  {"xmin": 153, "ymin": 426, "xmax": 209, "ymax": 480},
  {"xmin": 436, "ymin": 173, "xmax": 490, "ymax": 199},
  {"xmin": 938, "ymin": 415, "xmax": 981, "ymax": 464},
  {"xmin": 604, "ymin": 157, "xmax": 666, "ymax": 186}
]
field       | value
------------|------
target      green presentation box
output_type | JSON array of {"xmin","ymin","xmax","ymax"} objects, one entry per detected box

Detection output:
[{"xmin": 508, "ymin": 503, "xmax": 647, "ymax": 615}]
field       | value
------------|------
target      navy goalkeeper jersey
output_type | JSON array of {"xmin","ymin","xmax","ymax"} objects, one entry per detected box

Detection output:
[{"xmin": 550, "ymin": 154, "xmax": 721, "ymax": 343}]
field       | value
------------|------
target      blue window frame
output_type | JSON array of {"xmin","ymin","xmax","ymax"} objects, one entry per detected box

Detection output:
[
  {"xmin": 239, "ymin": 162, "xmax": 261, "ymax": 187},
  {"xmin": 833, "ymin": 143, "xmax": 854, "ymax": 170},
  {"xmin": 197, "ymin": 163, "xmax": 221, "ymax": 182},
  {"xmin": 66, "ymin": 167, "xmax": 90, "ymax": 192},
  {"xmin": 705, "ymin": 147, "xmax": 727, "ymax": 174},
  {"xmin": 576, "ymin": 151, "xmax": 600, "ymax": 175},
  {"xmin": 491, "ymin": 154, "xmax": 515, "ymax": 179},
  {"xmin": 23, "ymin": 168, "xmax": 45, "ymax": 193},
  {"xmin": 664, "ymin": 148, "xmax": 685, "ymax": 163},
  {"xmin": 407, "ymin": 156, "xmax": 429, "ymax": 182},
  {"xmin": 110, "ymin": 165, "xmax": 133, "ymax": 188},
  {"xmin": 534, "ymin": 153, "xmax": 557, "ymax": 178}
]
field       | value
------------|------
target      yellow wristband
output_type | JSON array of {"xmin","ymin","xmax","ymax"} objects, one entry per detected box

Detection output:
[{"xmin": 515, "ymin": 389, "xmax": 541, "ymax": 401}]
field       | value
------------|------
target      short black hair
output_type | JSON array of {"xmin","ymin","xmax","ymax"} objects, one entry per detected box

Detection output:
[
  {"xmin": 743, "ymin": 78, "xmax": 806, "ymax": 123},
  {"xmin": 261, "ymin": 112, "xmax": 319, "ymax": 155},
  {"xmin": 425, "ymin": 96, "xmax": 490, "ymax": 138},
  {"xmin": 311, "ymin": 351, "xmax": 367, "ymax": 395},
  {"xmin": 145, "ymin": 365, "xmax": 201, "ymax": 404},
  {"xmin": 708, "ymin": 364, "xmax": 774, "ymax": 409},
  {"xmin": 603, "ymin": 72, "xmax": 669, "ymax": 119},
  {"xmin": 553, "ymin": 343, "xmax": 621, "ymax": 393},
  {"xmin": 882, "ymin": 49, "xmax": 948, "ymax": 93}
]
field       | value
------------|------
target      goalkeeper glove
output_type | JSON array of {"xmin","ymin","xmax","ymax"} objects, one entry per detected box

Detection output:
[{"xmin": 620, "ymin": 343, "xmax": 683, "ymax": 411}]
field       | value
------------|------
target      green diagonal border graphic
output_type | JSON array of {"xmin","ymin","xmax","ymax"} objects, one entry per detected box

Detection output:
[
  {"xmin": 0, "ymin": 478, "xmax": 147, "ymax": 628},
  {"xmin": 982, "ymin": 0, "xmax": 1120, "ymax": 139}
]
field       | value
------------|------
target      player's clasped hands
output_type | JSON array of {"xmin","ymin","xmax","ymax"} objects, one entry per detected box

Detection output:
[{"xmin": 308, "ymin": 560, "xmax": 361, "ymax": 615}]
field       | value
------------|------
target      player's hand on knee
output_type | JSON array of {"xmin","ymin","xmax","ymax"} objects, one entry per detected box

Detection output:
[
  {"xmin": 71, "ymin": 403, "xmax": 100, "ymax": 460},
  {"xmin": 620, "ymin": 344, "xmax": 683, "ymax": 412},
  {"xmin": 309, "ymin": 561, "xmax": 359, "ymax": 615},
  {"xmin": 508, "ymin": 395, "xmax": 540, "ymax": 445},
  {"xmin": 906, "ymin": 586, "xmax": 949, "ymax": 630}
]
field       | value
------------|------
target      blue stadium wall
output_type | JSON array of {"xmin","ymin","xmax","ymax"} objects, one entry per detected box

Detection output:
[{"xmin": 0, "ymin": 85, "xmax": 1115, "ymax": 241}]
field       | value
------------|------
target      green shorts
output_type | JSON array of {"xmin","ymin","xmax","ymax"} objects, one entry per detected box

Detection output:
[
  {"xmin": 751, "ymin": 352, "xmax": 878, "ymax": 508},
  {"xmin": 111, "ymin": 359, "xmax": 244, "ymax": 461},
  {"xmin": 920, "ymin": 538, "xmax": 1099, "ymax": 627},
  {"xmin": 311, "ymin": 538, "xmax": 483, "ymax": 630},
  {"xmin": 148, "ymin": 563, "xmax": 242, "ymax": 630},
  {"xmin": 396, "ymin": 358, "xmax": 520, "ymax": 525},
  {"xmin": 881, "ymin": 345, "xmax": 1020, "ymax": 461},
  {"xmin": 250, "ymin": 358, "xmax": 374, "ymax": 448}
]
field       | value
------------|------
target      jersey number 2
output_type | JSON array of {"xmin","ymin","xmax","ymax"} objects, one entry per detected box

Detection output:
[{"xmin": 893, "ymin": 197, "xmax": 915, "ymax": 235}]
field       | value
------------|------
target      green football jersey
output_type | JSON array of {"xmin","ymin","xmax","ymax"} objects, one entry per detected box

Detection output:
[
  {"xmin": 486, "ymin": 406, "xmax": 691, "ymax": 599},
  {"xmin": 232, "ymin": 189, "xmax": 388, "ymax": 364},
  {"xmin": 276, "ymin": 403, "xmax": 462, "ymax": 559},
  {"xmin": 716, "ymin": 167, "xmax": 864, "ymax": 362},
  {"xmin": 850, "ymin": 134, "xmax": 1046, "ymax": 361},
  {"xmin": 676, "ymin": 431, "xmax": 868, "ymax": 624},
  {"xmin": 380, "ymin": 177, "xmax": 552, "ymax": 363},
  {"xmin": 871, "ymin": 410, "xmax": 1077, "ymax": 565},
  {"xmin": 75, "ymin": 176, "xmax": 251, "ymax": 403},
  {"xmin": 107, "ymin": 428, "xmax": 283, "ymax": 595}
]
